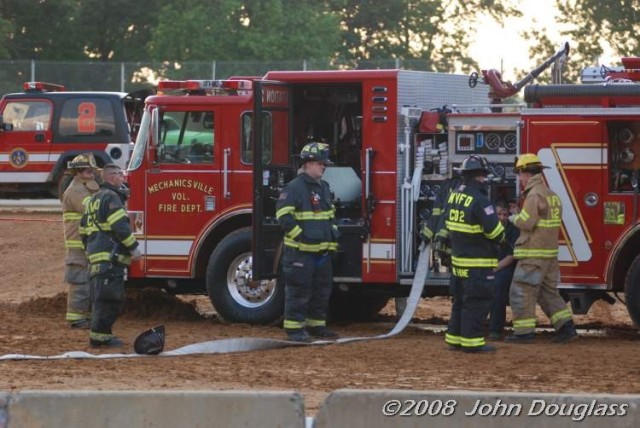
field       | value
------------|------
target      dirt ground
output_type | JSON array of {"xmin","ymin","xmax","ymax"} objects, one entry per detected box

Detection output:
[{"xmin": 1, "ymin": 212, "xmax": 639, "ymax": 413}]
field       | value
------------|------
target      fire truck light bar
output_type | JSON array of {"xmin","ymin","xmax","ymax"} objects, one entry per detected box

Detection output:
[
  {"xmin": 23, "ymin": 82, "xmax": 65, "ymax": 92},
  {"xmin": 157, "ymin": 79, "xmax": 253, "ymax": 91}
]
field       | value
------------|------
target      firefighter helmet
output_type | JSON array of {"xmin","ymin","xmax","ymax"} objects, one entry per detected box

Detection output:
[
  {"xmin": 133, "ymin": 325, "xmax": 165, "ymax": 355},
  {"xmin": 300, "ymin": 142, "xmax": 334, "ymax": 165},
  {"xmin": 460, "ymin": 155, "xmax": 489, "ymax": 175},
  {"xmin": 514, "ymin": 153, "xmax": 548, "ymax": 173},
  {"xmin": 67, "ymin": 153, "xmax": 97, "ymax": 171}
]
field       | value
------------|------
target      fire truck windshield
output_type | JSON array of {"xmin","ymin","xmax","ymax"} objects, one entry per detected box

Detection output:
[{"xmin": 128, "ymin": 109, "xmax": 151, "ymax": 171}]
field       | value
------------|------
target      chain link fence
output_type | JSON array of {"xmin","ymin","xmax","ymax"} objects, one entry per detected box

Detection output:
[{"xmin": 0, "ymin": 59, "xmax": 435, "ymax": 94}]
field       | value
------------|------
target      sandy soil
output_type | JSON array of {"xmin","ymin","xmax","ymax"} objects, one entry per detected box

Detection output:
[{"xmin": 1, "ymin": 213, "xmax": 639, "ymax": 413}]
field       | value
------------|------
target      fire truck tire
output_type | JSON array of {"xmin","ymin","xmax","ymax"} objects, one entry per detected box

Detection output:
[
  {"xmin": 205, "ymin": 228, "xmax": 284, "ymax": 325},
  {"xmin": 624, "ymin": 253, "xmax": 640, "ymax": 327},
  {"xmin": 329, "ymin": 290, "xmax": 390, "ymax": 322}
]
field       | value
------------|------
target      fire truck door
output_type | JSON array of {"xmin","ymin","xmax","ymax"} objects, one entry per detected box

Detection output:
[
  {"xmin": 252, "ymin": 80, "xmax": 292, "ymax": 280},
  {"xmin": 527, "ymin": 119, "xmax": 604, "ymax": 281},
  {"xmin": 0, "ymin": 98, "xmax": 53, "ymax": 183},
  {"xmin": 143, "ymin": 108, "xmax": 220, "ymax": 276}
]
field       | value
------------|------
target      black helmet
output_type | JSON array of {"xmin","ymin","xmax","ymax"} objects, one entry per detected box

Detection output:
[
  {"xmin": 133, "ymin": 325, "xmax": 165, "ymax": 355},
  {"xmin": 460, "ymin": 155, "xmax": 489, "ymax": 175},
  {"xmin": 300, "ymin": 141, "xmax": 333, "ymax": 165}
]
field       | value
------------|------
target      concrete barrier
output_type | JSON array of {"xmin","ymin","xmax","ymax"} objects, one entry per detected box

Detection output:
[
  {"xmin": 1, "ymin": 390, "xmax": 305, "ymax": 428},
  {"xmin": 313, "ymin": 389, "xmax": 640, "ymax": 428}
]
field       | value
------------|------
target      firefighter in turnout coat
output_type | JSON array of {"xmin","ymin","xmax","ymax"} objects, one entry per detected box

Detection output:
[
  {"xmin": 444, "ymin": 155, "xmax": 505, "ymax": 353},
  {"xmin": 506, "ymin": 153, "xmax": 577, "ymax": 343},
  {"xmin": 276, "ymin": 142, "xmax": 340, "ymax": 343},
  {"xmin": 62, "ymin": 153, "xmax": 100, "ymax": 329},
  {"xmin": 80, "ymin": 164, "xmax": 142, "ymax": 348}
]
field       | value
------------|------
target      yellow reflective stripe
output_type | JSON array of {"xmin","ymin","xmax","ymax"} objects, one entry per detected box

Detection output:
[
  {"xmin": 283, "ymin": 320, "xmax": 305, "ymax": 329},
  {"xmin": 432, "ymin": 208, "xmax": 442, "ymax": 215},
  {"xmin": 452, "ymin": 256, "xmax": 498, "ymax": 268},
  {"xmin": 445, "ymin": 333, "xmax": 461, "ymax": 346},
  {"xmin": 66, "ymin": 312, "xmax": 88, "ymax": 322},
  {"xmin": 90, "ymin": 331, "xmax": 114, "ymax": 341},
  {"xmin": 485, "ymin": 222, "xmax": 505, "ymax": 240},
  {"xmin": 65, "ymin": 240, "xmax": 84, "ymax": 249},
  {"xmin": 306, "ymin": 318, "xmax": 325, "ymax": 327},
  {"xmin": 283, "ymin": 237, "xmax": 336, "ymax": 252},
  {"xmin": 88, "ymin": 252, "xmax": 111, "ymax": 263},
  {"xmin": 518, "ymin": 209, "xmax": 530, "ymax": 221},
  {"xmin": 121, "ymin": 234, "xmax": 136, "ymax": 247},
  {"xmin": 422, "ymin": 225, "xmax": 434, "ymax": 239},
  {"xmin": 436, "ymin": 229, "xmax": 449, "ymax": 238},
  {"xmin": 460, "ymin": 337, "xmax": 485, "ymax": 348},
  {"xmin": 106, "ymin": 209, "xmax": 126, "ymax": 225},
  {"xmin": 514, "ymin": 248, "xmax": 559, "ymax": 258},
  {"xmin": 116, "ymin": 254, "xmax": 131, "ymax": 265},
  {"xmin": 287, "ymin": 225, "xmax": 302, "ymax": 240},
  {"xmin": 276, "ymin": 206, "xmax": 295, "ymax": 219},
  {"xmin": 513, "ymin": 318, "xmax": 536, "ymax": 328},
  {"xmin": 445, "ymin": 221, "xmax": 483, "ymax": 234},
  {"xmin": 551, "ymin": 307, "xmax": 572, "ymax": 324},
  {"xmin": 537, "ymin": 219, "xmax": 562, "ymax": 227},
  {"xmin": 63, "ymin": 212, "xmax": 83, "ymax": 221},
  {"xmin": 293, "ymin": 211, "xmax": 334, "ymax": 220}
]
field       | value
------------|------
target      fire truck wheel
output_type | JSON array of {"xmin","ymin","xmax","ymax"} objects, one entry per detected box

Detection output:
[
  {"xmin": 624, "ymin": 253, "xmax": 640, "ymax": 327},
  {"xmin": 329, "ymin": 290, "xmax": 390, "ymax": 322},
  {"xmin": 205, "ymin": 228, "xmax": 284, "ymax": 325}
]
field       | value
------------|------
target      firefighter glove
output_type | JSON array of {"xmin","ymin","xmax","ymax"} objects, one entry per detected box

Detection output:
[{"xmin": 131, "ymin": 247, "xmax": 143, "ymax": 260}]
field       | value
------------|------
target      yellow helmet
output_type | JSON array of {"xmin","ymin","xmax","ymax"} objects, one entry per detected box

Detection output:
[
  {"xmin": 514, "ymin": 153, "xmax": 547, "ymax": 173},
  {"xmin": 67, "ymin": 153, "xmax": 97, "ymax": 171}
]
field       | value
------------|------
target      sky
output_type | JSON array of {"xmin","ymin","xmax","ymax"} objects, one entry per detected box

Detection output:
[{"xmin": 468, "ymin": 0, "xmax": 562, "ymax": 79}]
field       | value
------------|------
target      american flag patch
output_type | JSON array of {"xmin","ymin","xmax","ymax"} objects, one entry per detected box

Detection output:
[
  {"xmin": 484, "ymin": 205, "xmax": 494, "ymax": 215},
  {"xmin": 278, "ymin": 192, "xmax": 288, "ymax": 200}
]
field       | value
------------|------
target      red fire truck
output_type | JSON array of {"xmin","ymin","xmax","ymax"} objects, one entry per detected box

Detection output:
[
  {"xmin": 0, "ymin": 82, "xmax": 149, "ymax": 196},
  {"xmin": 125, "ymin": 71, "xmax": 487, "ymax": 324},
  {"xmin": 127, "ymin": 57, "xmax": 640, "ymax": 328}
]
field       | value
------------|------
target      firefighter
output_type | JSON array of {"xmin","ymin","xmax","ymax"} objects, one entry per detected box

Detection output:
[
  {"xmin": 506, "ymin": 153, "xmax": 578, "ymax": 343},
  {"xmin": 444, "ymin": 155, "xmax": 505, "ymax": 353},
  {"xmin": 80, "ymin": 164, "xmax": 142, "ymax": 348},
  {"xmin": 276, "ymin": 142, "xmax": 340, "ymax": 343},
  {"xmin": 61, "ymin": 153, "xmax": 100, "ymax": 329}
]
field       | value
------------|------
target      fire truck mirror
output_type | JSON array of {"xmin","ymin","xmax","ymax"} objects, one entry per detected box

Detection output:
[
  {"xmin": 0, "ymin": 115, "xmax": 13, "ymax": 131},
  {"xmin": 151, "ymin": 108, "xmax": 160, "ymax": 147}
]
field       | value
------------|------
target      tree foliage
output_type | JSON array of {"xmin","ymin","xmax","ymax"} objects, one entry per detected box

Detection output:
[{"xmin": 333, "ymin": 0, "xmax": 521, "ymax": 72}]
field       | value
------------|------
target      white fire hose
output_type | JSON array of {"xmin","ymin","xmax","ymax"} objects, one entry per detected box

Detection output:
[{"xmin": 0, "ymin": 245, "xmax": 431, "ymax": 360}]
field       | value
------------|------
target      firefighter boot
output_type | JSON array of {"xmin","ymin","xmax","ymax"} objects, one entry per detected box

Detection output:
[
  {"xmin": 308, "ymin": 326, "xmax": 339, "ymax": 339},
  {"xmin": 552, "ymin": 320, "xmax": 578, "ymax": 344},
  {"xmin": 462, "ymin": 344, "xmax": 496, "ymax": 354},
  {"xmin": 504, "ymin": 333, "xmax": 535, "ymax": 344},
  {"xmin": 286, "ymin": 329, "xmax": 312, "ymax": 343},
  {"xmin": 89, "ymin": 337, "xmax": 124, "ymax": 348}
]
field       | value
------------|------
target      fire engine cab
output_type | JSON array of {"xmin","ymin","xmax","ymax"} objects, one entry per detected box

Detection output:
[
  {"xmin": 126, "ymin": 71, "xmax": 487, "ymax": 324},
  {"xmin": 0, "ymin": 82, "xmax": 149, "ymax": 196}
]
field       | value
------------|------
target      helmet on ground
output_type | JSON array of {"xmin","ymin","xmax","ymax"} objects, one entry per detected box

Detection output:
[
  {"xmin": 514, "ymin": 153, "xmax": 548, "ymax": 173},
  {"xmin": 133, "ymin": 325, "xmax": 165, "ymax": 355},
  {"xmin": 67, "ymin": 153, "xmax": 97, "ymax": 171},
  {"xmin": 460, "ymin": 155, "xmax": 489, "ymax": 175},
  {"xmin": 300, "ymin": 141, "xmax": 333, "ymax": 165}
]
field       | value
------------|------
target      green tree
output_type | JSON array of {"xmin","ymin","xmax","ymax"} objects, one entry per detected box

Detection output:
[
  {"xmin": 333, "ymin": 0, "xmax": 521, "ymax": 72},
  {"xmin": 0, "ymin": 0, "xmax": 80, "ymax": 59},
  {"xmin": 74, "ymin": 0, "xmax": 166, "ymax": 60},
  {"xmin": 148, "ymin": 0, "xmax": 341, "ymax": 62}
]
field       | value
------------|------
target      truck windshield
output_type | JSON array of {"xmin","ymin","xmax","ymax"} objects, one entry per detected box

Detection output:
[{"xmin": 128, "ymin": 109, "xmax": 150, "ymax": 171}]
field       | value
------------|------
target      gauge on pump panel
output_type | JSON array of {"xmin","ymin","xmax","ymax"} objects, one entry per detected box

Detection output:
[
  {"xmin": 485, "ymin": 133, "xmax": 501, "ymax": 150},
  {"xmin": 430, "ymin": 184, "xmax": 441, "ymax": 199},
  {"xmin": 419, "ymin": 208, "xmax": 431, "ymax": 221},
  {"xmin": 503, "ymin": 133, "xmax": 517, "ymax": 150},
  {"xmin": 420, "ymin": 182, "xmax": 431, "ymax": 197},
  {"xmin": 493, "ymin": 164, "xmax": 506, "ymax": 177}
]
